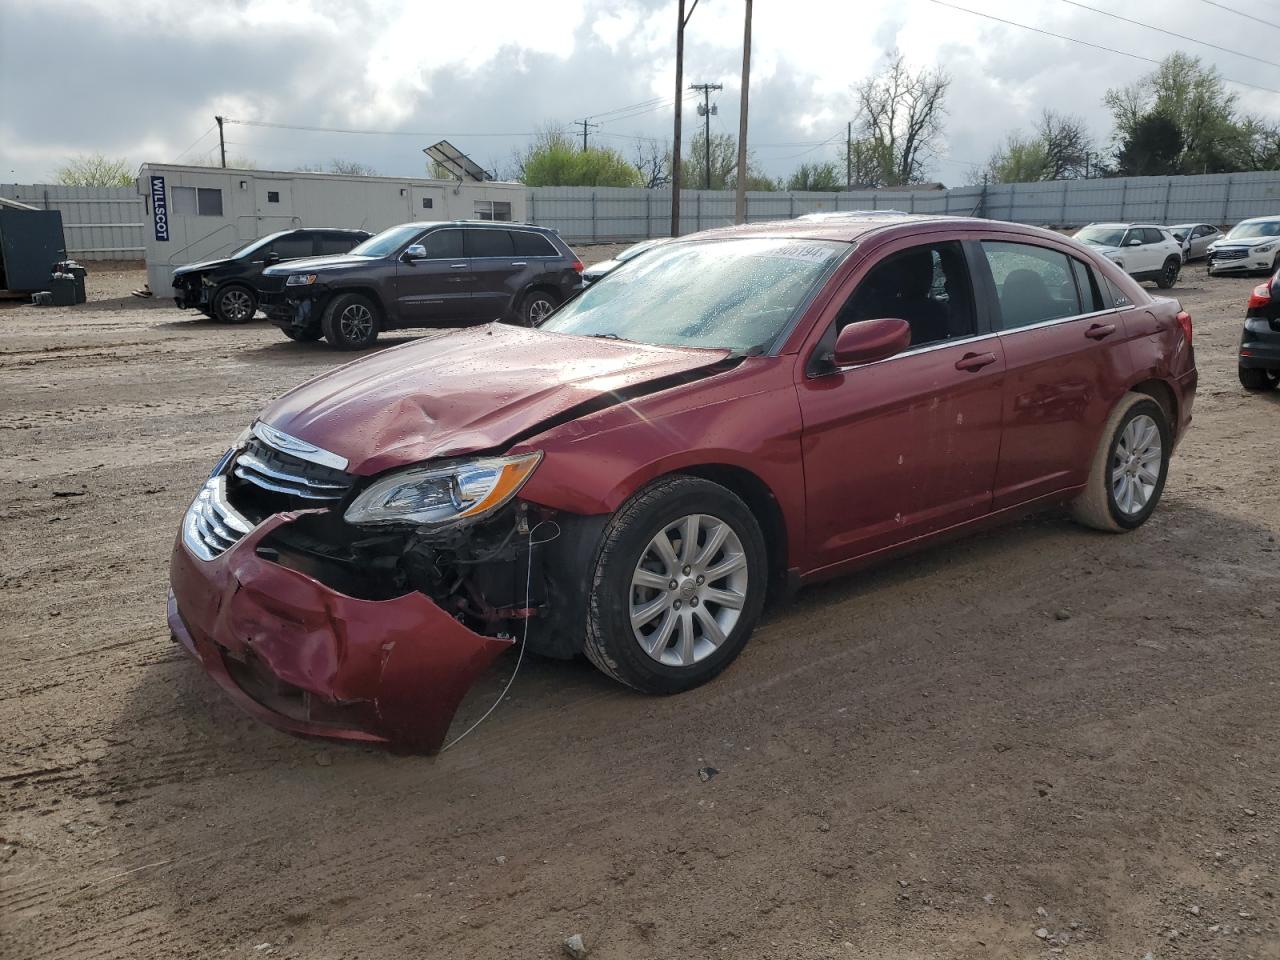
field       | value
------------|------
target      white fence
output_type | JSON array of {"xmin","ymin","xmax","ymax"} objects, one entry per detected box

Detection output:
[
  {"xmin": 5, "ymin": 170, "xmax": 1280, "ymax": 259},
  {"xmin": 0, "ymin": 184, "xmax": 145, "ymax": 261}
]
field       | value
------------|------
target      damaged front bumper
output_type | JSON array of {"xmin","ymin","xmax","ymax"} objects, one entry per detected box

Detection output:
[{"xmin": 168, "ymin": 513, "xmax": 513, "ymax": 754}]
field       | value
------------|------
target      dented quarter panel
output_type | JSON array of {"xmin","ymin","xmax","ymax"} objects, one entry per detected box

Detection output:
[
  {"xmin": 257, "ymin": 324, "xmax": 731, "ymax": 476},
  {"xmin": 168, "ymin": 513, "xmax": 512, "ymax": 753}
]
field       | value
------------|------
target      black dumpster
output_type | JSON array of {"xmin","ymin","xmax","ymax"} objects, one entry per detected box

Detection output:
[{"xmin": 0, "ymin": 209, "xmax": 68, "ymax": 292}]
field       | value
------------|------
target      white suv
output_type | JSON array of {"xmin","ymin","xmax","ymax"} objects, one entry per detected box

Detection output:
[
  {"xmin": 1072, "ymin": 223, "xmax": 1184, "ymax": 288},
  {"xmin": 1207, "ymin": 216, "xmax": 1280, "ymax": 276}
]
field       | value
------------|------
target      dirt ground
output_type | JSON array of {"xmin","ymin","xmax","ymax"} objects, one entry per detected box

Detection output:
[{"xmin": 2, "ymin": 248, "xmax": 1277, "ymax": 960}]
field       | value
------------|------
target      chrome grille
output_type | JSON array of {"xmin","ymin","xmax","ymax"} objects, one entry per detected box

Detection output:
[
  {"xmin": 183, "ymin": 477, "xmax": 253, "ymax": 561},
  {"xmin": 1213, "ymin": 248, "xmax": 1248, "ymax": 261},
  {"xmin": 232, "ymin": 437, "xmax": 353, "ymax": 503}
]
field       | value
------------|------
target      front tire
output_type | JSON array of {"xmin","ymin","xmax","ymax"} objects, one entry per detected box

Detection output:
[
  {"xmin": 583, "ymin": 476, "xmax": 768, "ymax": 694},
  {"xmin": 213, "ymin": 285, "xmax": 257, "ymax": 324},
  {"xmin": 321, "ymin": 293, "xmax": 380, "ymax": 349},
  {"xmin": 1155, "ymin": 257, "xmax": 1180, "ymax": 289},
  {"xmin": 282, "ymin": 325, "xmax": 322, "ymax": 342},
  {"xmin": 1239, "ymin": 365, "xmax": 1280, "ymax": 392},
  {"xmin": 1071, "ymin": 393, "xmax": 1171, "ymax": 532}
]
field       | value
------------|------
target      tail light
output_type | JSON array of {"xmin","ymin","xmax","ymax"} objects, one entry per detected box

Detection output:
[
  {"xmin": 571, "ymin": 259, "xmax": 584, "ymax": 273},
  {"xmin": 1175, "ymin": 310, "xmax": 1193, "ymax": 345},
  {"xmin": 1247, "ymin": 283, "xmax": 1272, "ymax": 309}
]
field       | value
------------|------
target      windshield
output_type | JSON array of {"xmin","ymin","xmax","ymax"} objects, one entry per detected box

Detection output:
[
  {"xmin": 541, "ymin": 238, "xmax": 847, "ymax": 352},
  {"xmin": 350, "ymin": 224, "xmax": 424, "ymax": 258},
  {"xmin": 228, "ymin": 232, "xmax": 287, "ymax": 259},
  {"xmin": 1075, "ymin": 226, "xmax": 1126, "ymax": 247},
  {"xmin": 1226, "ymin": 220, "xmax": 1280, "ymax": 240}
]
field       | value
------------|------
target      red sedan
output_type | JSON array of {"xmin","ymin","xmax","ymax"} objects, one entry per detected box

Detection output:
[{"xmin": 169, "ymin": 215, "xmax": 1197, "ymax": 752}]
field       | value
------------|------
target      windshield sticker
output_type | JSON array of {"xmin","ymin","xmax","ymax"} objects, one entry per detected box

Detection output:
[{"xmin": 770, "ymin": 242, "xmax": 838, "ymax": 263}]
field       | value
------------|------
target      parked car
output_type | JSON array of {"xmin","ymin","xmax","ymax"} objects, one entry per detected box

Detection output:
[
  {"xmin": 260, "ymin": 221, "xmax": 583, "ymax": 348},
  {"xmin": 1167, "ymin": 223, "xmax": 1222, "ymax": 261},
  {"xmin": 171, "ymin": 228, "xmax": 370, "ymax": 323},
  {"xmin": 1238, "ymin": 268, "xmax": 1280, "ymax": 392},
  {"xmin": 582, "ymin": 237, "xmax": 671, "ymax": 285},
  {"xmin": 169, "ymin": 215, "xmax": 1197, "ymax": 752},
  {"xmin": 1072, "ymin": 223, "xmax": 1183, "ymax": 288},
  {"xmin": 1207, "ymin": 216, "xmax": 1280, "ymax": 276}
]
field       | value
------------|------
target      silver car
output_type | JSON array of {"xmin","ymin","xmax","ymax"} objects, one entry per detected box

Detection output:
[{"xmin": 1167, "ymin": 223, "xmax": 1222, "ymax": 261}]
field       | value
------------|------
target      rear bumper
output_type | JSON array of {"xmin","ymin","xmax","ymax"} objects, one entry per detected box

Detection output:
[
  {"xmin": 168, "ymin": 513, "xmax": 512, "ymax": 753},
  {"xmin": 1240, "ymin": 317, "xmax": 1280, "ymax": 369}
]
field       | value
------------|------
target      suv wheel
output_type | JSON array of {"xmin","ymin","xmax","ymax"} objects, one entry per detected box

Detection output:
[
  {"xmin": 1071, "ymin": 393, "xmax": 1171, "ymax": 532},
  {"xmin": 1155, "ymin": 257, "xmax": 1180, "ymax": 289},
  {"xmin": 516, "ymin": 289, "xmax": 559, "ymax": 327},
  {"xmin": 321, "ymin": 293, "xmax": 380, "ymax": 350},
  {"xmin": 213, "ymin": 285, "xmax": 257, "ymax": 323},
  {"xmin": 582, "ymin": 476, "xmax": 768, "ymax": 693},
  {"xmin": 1239, "ymin": 366, "xmax": 1280, "ymax": 392}
]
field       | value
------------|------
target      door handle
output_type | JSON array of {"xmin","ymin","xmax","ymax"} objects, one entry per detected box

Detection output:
[
  {"xmin": 1085, "ymin": 322, "xmax": 1117, "ymax": 340},
  {"xmin": 511, "ymin": 261, "xmax": 527, "ymax": 267},
  {"xmin": 450, "ymin": 263, "xmax": 467, "ymax": 269},
  {"xmin": 954, "ymin": 351, "xmax": 997, "ymax": 372}
]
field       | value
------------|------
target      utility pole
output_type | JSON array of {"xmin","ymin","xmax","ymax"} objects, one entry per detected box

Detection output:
[
  {"xmin": 846, "ymin": 121, "xmax": 853, "ymax": 190},
  {"xmin": 734, "ymin": 0, "xmax": 752, "ymax": 224},
  {"xmin": 215, "ymin": 115, "xmax": 226, "ymax": 168},
  {"xmin": 574, "ymin": 118, "xmax": 599, "ymax": 152},
  {"xmin": 691, "ymin": 82, "xmax": 722, "ymax": 189},
  {"xmin": 671, "ymin": 0, "xmax": 696, "ymax": 237}
]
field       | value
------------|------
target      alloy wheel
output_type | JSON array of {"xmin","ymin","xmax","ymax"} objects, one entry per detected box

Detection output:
[
  {"xmin": 1111, "ymin": 413, "xmax": 1162, "ymax": 516},
  {"xmin": 1163, "ymin": 262, "xmax": 1178, "ymax": 286},
  {"xmin": 528, "ymin": 297, "xmax": 554, "ymax": 325},
  {"xmin": 339, "ymin": 303, "xmax": 374, "ymax": 342},
  {"xmin": 629, "ymin": 513, "xmax": 748, "ymax": 667},
  {"xmin": 222, "ymin": 289, "xmax": 252, "ymax": 322}
]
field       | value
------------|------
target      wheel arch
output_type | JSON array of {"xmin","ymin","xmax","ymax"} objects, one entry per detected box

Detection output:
[
  {"xmin": 324, "ymin": 286, "xmax": 388, "ymax": 320},
  {"xmin": 1128, "ymin": 377, "xmax": 1178, "ymax": 431}
]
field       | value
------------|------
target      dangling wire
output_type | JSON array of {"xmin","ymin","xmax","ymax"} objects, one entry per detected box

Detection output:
[{"xmin": 441, "ymin": 519, "xmax": 561, "ymax": 752}]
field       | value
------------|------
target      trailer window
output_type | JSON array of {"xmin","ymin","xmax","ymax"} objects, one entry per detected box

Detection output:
[
  {"xmin": 474, "ymin": 200, "xmax": 512, "ymax": 222},
  {"xmin": 172, "ymin": 186, "xmax": 223, "ymax": 217}
]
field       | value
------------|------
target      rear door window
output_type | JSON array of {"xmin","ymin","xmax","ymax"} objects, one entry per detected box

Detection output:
[
  {"xmin": 511, "ymin": 231, "xmax": 558, "ymax": 257},
  {"xmin": 981, "ymin": 241, "xmax": 1082, "ymax": 330},
  {"xmin": 1142, "ymin": 228, "xmax": 1167, "ymax": 244},
  {"xmin": 465, "ymin": 229, "xmax": 515, "ymax": 258},
  {"xmin": 421, "ymin": 229, "xmax": 463, "ymax": 259},
  {"xmin": 318, "ymin": 233, "xmax": 361, "ymax": 255}
]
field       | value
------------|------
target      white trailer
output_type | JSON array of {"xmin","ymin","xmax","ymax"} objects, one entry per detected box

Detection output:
[{"xmin": 136, "ymin": 163, "xmax": 527, "ymax": 294}]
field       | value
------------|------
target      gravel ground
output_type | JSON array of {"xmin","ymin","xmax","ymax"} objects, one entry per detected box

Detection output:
[{"xmin": 2, "ymin": 255, "xmax": 1277, "ymax": 960}]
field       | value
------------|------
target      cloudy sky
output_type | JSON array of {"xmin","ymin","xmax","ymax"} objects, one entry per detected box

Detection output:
[{"xmin": 2, "ymin": 0, "xmax": 1278, "ymax": 187}]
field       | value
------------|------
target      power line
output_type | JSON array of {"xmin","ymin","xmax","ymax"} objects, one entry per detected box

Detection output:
[
  {"xmin": 1050, "ymin": 0, "xmax": 1280, "ymax": 69},
  {"xmin": 225, "ymin": 118, "xmax": 539, "ymax": 137},
  {"xmin": 922, "ymin": 0, "xmax": 1280, "ymax": 97},
  {"xmin": 174, "ymin": 123, "xmax": 218, "ymax": 163},
  {"xmin": 1192, "ymin": 0, "xmax": 1280, "ymax": 30}
]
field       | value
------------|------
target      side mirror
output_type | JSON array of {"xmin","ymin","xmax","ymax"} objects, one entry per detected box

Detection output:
[
  {"xmin": 264, "ymin": 252, "xmax": 280, "ymax": 265},
  {"xmin": 1127, "ymin": 237, "xmax": 1143, "ymax": 246},
  {"xmin": 832, "ymin": 318, "xmax": 911, "ymax": 367},
  {"xmin": 403, "ymin": 244, "xmax": 427, "ymax": 261}
]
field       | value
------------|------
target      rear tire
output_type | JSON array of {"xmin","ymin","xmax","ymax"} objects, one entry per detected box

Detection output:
[
  {"xmin": 321, "ymin": 293, "xmax": 380, "ymax": 350},
  {"xmin": 514, "ymin": 289, "xmax": 559, "ymax": 327},
  {"xmin": 582, "ymin": 476, "xmax": 768, "ymax": 694},
  {"xmin": 213, "ymin": 284, "xmax": 257, "ymax": 324},
  {"xmin": 1239, "ymin": 365, "xmax": 1280, "ymax": 392},
  {"xmin": 1155, "ymin": 257, "xmax": 1180, "ymax": 289},
  {"xmin": 1071, "ymin": 393, "xmax": 1171, "ymax": 533}
]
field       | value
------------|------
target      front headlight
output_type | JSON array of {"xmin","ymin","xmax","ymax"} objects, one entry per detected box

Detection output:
[
  {"xmin": 286, "ymin": 273, "xmax": 318, "ymax": 286},
  {"xmin": 344, "ymin": 452, "xmax": 542, "ymax": 527},
  {"xmin": 1254, "ymin": 243, "xmax": 1275, "ymax": 254}
]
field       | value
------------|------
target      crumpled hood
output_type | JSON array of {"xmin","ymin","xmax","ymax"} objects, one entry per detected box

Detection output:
[
  {"xmin": 262, "ymin": 253, "xmax": 369, "ymax": 277},
  {"xmin": 1212, "ymin": 236, "xmax": 1277, "ymax": 251},
  {"xmin": 259, "ymin": 324, "xmax": 731, "ymax": 476},
  {"xmin": 173, "ymin": 258, "xmax": 233, "ymax": 276}
]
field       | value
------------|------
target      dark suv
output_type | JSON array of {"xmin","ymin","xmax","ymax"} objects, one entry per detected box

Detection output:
[
  {"xmin": 172, "ymin": 228, "xmax": 371, "ymax": 323},
  {"xmin": 261, "ymin": 221, "xmax": 584, "ymax": 349}
]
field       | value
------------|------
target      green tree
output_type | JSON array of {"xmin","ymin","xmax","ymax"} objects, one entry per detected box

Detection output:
[
  {"xmin": 54, "ymin": 153, "xmax": 133, "ymax": 187},
  {"xmin": 985, "ymin": 134, "xmax": 1052, "ymax": 184},
  {"xmin": 983, "ymin": 112, "xmax": 1094, "ymax": 183},
  {"xmin": 1115, "ymin": 115, "xmax": 1185, "ymax": 176},
  {"xmin": 518, "ymin": 128, "xmax": 641, "ymax": 187},
  {"xmin": 681, "ymin": 131, "xmax": 777, "ymax": 191},
  {"xmin": 786, "ymin": 162, "xmax": 843, "ymax": 192},
  {"xmin": 1104, "ymin": 53, "xmax": 1255, "ymax": 174}
]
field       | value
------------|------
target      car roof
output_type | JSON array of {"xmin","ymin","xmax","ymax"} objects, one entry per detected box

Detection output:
[
  {"xmin": 1084, "ymin": 222, "xmax": 1164, "ymax": 229},
  {"xmin": 686, "ymin": 213, "xmax": 1062, "ymax": 245},
  {"xmin": 383, "ymin": 220, "xmax": 557, "ymax": 234},
  {"xmin": 1237, "ymin": 215, "xmax": 1280, "ymax": 224}
]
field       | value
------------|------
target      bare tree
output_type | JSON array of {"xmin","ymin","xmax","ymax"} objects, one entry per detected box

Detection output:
[
  {"xmin": 54, "ymin": 153, "xmax": 133, "ymax": 187},
  {"xmin": 1036, "ymin": 110, "xmax": 1093, "ymax": 179},
  {"xmin": 329, "ymin": 159, "xmax": 377, "ymax": 176},
  {"xmin": 632, "ymin": 137, "xmax": 672, "ymax": 189},
  {"xmin": 852, "ymin": 52, "xmax": 950, "ymax": 186}
]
